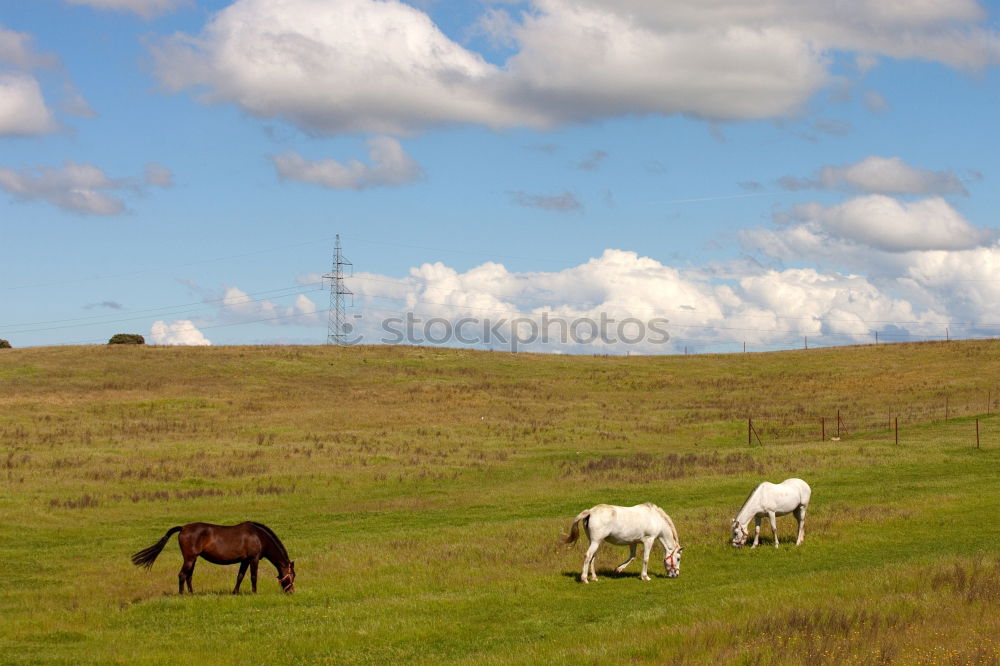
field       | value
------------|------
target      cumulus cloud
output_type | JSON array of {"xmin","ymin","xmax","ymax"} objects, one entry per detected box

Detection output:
[
  {"xmin": 64, "ymin": 0, "xmax": 192, "ymax": 19},
  {"xmin": 0, "ymin": 160, "xmax": 127, "ymax": 215},
  {"xmin": 218, "ymin": 286, "xmax": 319, "ymax": 325},
  {"xmin": 346, "ymin": 248, "xmax": 962, "ymax": 352},
  {"xmin": 0, "ymin": 24, "xmax": 90, "ymax": 136},
  {"xmin": 780, "ymin": 156, "xmax": 968, "ymax": 196},
  {"xmin": 789, "ymin": 195, "xmax": 993, "ymax": 252},
  {"xmin": 272, "ymin": 136, "xmax": 423, "ymax": 190},
  {"xmin": 149, "ymin": 0, "xmax": 1000, "ymax": 135},
  {"xmin": 151, "ymin": 0, "xmax": 509, "ymax": 135},
  {"xmin": 0, "ymin": 72, "xmax": 59, "ymax": 136},
  {"xmin": 150, "ymin": 320, "xmax": 211, "ymax": 345}
]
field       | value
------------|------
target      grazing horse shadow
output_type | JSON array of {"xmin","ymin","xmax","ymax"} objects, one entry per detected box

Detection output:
[{"xmin": 560, "ymin": 569, "xmax": 664, "ymax": 583}]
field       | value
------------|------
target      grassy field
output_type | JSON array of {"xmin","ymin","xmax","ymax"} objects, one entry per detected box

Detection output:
[{"xmin": 1, "ymin": 341, "xmax": 999, "ymax": 664}]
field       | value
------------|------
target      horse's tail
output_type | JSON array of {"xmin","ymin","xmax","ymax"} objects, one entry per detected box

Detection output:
[
  {"xmin": 560, "ymin": 509, "xmax": 591, "ymax": 545},
  {"xmin": 131, "ymin": 526, "xmax": 182, "ymax": 570}
]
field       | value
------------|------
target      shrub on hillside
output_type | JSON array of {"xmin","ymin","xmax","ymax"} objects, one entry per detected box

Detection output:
[
  {"xmin": 0, "ymin": 339, "xmax": 10, "ymax": 349},
  {"xmin": 108, "ymin": 333, "xmax": 145, "ymax": 345}
]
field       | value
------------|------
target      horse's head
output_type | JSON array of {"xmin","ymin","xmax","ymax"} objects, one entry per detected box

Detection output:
[
  {"xmin": 663, "ymin": 546, "xmax": 683, "ymax": 578},
  {"xmin": 278, "ymin": 561, "xmax": 296, "ymax": 593},
  {"xmin": 731, "ymin": 519, "xmax": 748, "ymax": 547}
]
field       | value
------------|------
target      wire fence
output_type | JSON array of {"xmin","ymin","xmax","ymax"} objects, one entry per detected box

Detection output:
[{"xmin": 746, "ymin": 393, "xmax": 1000, "ymax": 449}]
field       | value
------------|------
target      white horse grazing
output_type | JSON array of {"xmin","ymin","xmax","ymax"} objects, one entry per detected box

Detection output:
[
  {"xmin": 562, "ymin": 503, "xmax": 683, "ymax": 583},
  {"xmin": 731, "ymin": 478, "xmax": 811, "ymax": 548}
]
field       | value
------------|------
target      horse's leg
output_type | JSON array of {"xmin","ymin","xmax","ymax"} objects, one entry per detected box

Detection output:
[
  {"xmin": 582, "ymin": 540, "xmax": 600, "ymax": 583},
  {"xmin": 179, "ymin": 557, "xmax": 196, "ymax": 594},
  {"xmin": 752, "ymin": 516, "xmax": 761, "ymax": 548},
  {"xmin": 233, "ymin": 560, "xmax": 249, "ymax": 594},
  {"xmin": 639, "ymin": 538, "xmax": 654, "ymax": 581},
  {"xmin": 615, "ymin": 544, "xmax": 637, "ymax": 574},
  {"xmin": 250, "ymin": 557, "xmax": 259, "ymax": 593},
  {"xmin": 795, "ymin": 505, "xmax": 807, "ymax": 545},
  {"xmin": 768, "ymin": 511, "xmax": 779, "ymax": 548}
]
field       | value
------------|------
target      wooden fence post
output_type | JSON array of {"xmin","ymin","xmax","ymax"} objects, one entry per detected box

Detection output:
[
  {"xmin": 977, "ymin": 419, "xmax": 980, "ymax": 450},
  {"xmin": 821, "ymin": 417, "xmax": 825, "ymax": 441},
  {"xmin": 895, "ymin": 417, "xmax": 898, "ymax": 446}
]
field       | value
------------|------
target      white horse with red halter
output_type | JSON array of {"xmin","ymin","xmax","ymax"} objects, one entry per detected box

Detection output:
[
  {"xmin": 731, "ymin": 478, "xmax": 811, "ymax": 548},
  {"xmin": 562, "ymin": 502, "xmax": 683, "ymax": 583}
]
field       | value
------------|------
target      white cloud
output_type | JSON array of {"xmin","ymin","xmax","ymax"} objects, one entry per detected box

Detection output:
[
  {"xmin": 152, "ymin": 0, "xmax": 508, "ymax": 135},
  {"xmin": 150, "ymin": 320, "xmax": 211, "ymax": 345},
  {"xmin": 735, "ymin": 268, "xmax": 933, "ymax": 339},
  {"xmin": 780, "ymin": 156, "xmax": 968, "ymax": 195},
  {"xmin": 0, "ymin": 72, "xmax": 59, "ymax": 136},
  {"xmin": 791, "ymin": 195, "xmax": 993, "ymax": 252},
  {"xmin": 740, "ymin": 200, "xmax": 1000, "ymax": 330},
  {"xmin": 0, "ymin": 160, "xmax": 177, "ymax": 215},
  {"xmin": 0, "ymin": 160, "xmax": 125, "ymax": 215},
  {"xmin": 64, "ymin": 0, "xmax": 191, "ymax": 19},
  {"xmin": 505, "ymin": 1, "xmax": 828, "ymax": 123},
  {"xmin": 903, "ymin": 247, "xmax": 1000, "ymax": 324},
  {"xmin": 148, "ymin": 0, "xmax": 1000, "ymax": 134},
  {"xmin": 272, "ymin": 136, "xmax": 424, "ymax": 190},
  {"xmin": 345, "ymin": 248, "xmax": 965, "ymax": 352},
  {"xmin": 219, "ymin": 286, "xmax": 319, "ymax": 325},
  {"xmin": 0, "ymin": 25, "xmax": 58, "ymax": 69},
  {"xmin": 0, "ymin": 24, "xmax": 89, "ymax": 136}
]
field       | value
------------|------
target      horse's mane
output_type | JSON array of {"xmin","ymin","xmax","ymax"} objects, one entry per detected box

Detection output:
[
  {"xmin": 649, "ymin": 503, "xmax": 681, "ymax": 547},
  {"xmin": 251, "ymin": 522, "xmax": 290, "ymax": 561},
  {"xmin": 736, "ymin": 483, "xmax": 762, "ymax": 517}
]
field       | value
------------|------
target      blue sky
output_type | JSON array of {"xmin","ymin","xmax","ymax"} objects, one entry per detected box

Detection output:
[{"xmin": 2, "ymin": 0, "xmax": 999, "ymax": 352}]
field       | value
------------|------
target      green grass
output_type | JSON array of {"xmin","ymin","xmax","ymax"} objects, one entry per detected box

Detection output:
[{"xmin": 1, "ymin": 341, "xmax": 1000, "ymax": 664}]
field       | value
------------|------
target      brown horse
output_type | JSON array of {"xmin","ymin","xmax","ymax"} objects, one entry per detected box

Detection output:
[{"xmin": 131, "ymin": 521, "xmax": 295, "ymax": 594}]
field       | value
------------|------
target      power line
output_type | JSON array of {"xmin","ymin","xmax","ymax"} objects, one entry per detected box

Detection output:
[{"xmin": 2, "ymin": 284, "xmax": 324, "ymax": 335}]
